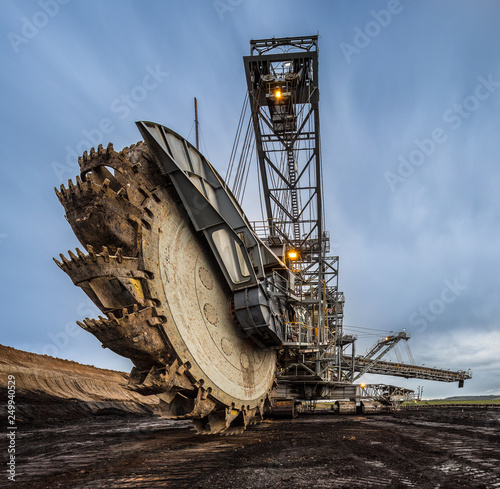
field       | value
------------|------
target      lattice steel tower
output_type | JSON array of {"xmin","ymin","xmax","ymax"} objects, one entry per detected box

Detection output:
[{"xmin": 243, "ymin": 36, "xmax": 343, "ymax": 348}]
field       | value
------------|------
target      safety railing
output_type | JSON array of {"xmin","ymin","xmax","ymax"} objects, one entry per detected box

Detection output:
[{"xmin": 284, "ymin": 321, "xmax": 331, "ymax": 346}]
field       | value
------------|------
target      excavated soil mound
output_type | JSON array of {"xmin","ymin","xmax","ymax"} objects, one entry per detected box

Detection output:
[{"xmin": 0, "ymin": 344, "xmax": 158, "ymax": 422}]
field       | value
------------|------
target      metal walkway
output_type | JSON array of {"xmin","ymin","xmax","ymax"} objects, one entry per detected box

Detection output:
[{"xmin": 344, "ymin": 356, "xmax": 472, "ymax": 384}]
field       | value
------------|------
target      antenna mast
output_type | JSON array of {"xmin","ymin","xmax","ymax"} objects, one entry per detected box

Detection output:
[{"xmin": 194, "ymin": 97, "xmax": 199, "ymax": 150}]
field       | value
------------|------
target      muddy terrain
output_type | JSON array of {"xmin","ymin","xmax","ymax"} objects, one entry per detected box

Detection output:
[
  {"xmin": 0, "ymin": 406, "xmax": 497, "ymax": 488},
  {"xmin": 1, "ymin": 345, "xmax": 499, "ymax": 488}
]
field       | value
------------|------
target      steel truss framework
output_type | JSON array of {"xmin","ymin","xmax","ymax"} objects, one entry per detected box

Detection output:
[
  {"xmin": 243, "ymin": 35, "xmax": 344, "ymax": 345},
  {"xmin": 234, "ymin": 36, "xmax": 471, "ymax": 404}
]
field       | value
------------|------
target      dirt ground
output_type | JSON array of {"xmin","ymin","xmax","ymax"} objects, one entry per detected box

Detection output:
[
  {"xmin": 1, "ymin": 347, "xmax": 498, "ymax": 488},
  {"xmin": 3, "ymin": 406, "xmax": 499, "ymax": 489},
  {"xmin": 0, "ymin": 345, "xmax": 158, "ymax": 419}
]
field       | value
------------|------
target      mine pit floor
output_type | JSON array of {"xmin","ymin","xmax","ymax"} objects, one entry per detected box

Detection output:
[{"xmin": 5, "ymin": 407, "xmax": 500, "ymax": 489}]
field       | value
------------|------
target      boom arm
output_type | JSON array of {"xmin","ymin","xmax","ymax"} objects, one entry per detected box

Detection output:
[
  {"xmin": 353, "ymin": 331, "xmax": 410, "ymax": 381},
  {"xmin": 137, "ymin": 121, "xmax": 287, "ymax": 347}
]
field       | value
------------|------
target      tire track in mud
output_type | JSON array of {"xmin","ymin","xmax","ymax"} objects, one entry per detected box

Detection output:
[
  {"xmin": 364, "ymin": 411, "xmax": 500, "ymax": 488},
  {"xmin": 7, "ymin": 407, "xmax": 500, "ymax": 489}
]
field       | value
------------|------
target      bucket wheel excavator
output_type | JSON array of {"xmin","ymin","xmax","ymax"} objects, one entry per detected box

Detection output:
[
  {"xmin": 55, "ymin": 36, "xmax": 471, "ymax": 433},
  {"xmin": 54, "ymin": 130, "xmax": 280, "ymax": 434}
]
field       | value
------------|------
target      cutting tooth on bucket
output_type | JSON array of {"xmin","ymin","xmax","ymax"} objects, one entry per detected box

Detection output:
[{"xmin": 55, "ymin": 137, "xmax": 276, "ymax": 434}]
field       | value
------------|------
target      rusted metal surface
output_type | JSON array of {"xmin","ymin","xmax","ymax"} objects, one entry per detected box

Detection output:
[
  {"xmin": 360, "ymin": 401, "xmax": 384, "ymax": 414},
  {"xmin": 55, "ymin": 141, "xmax": 275, "ymax": 433},
  {"xmin": 335, "ymin": 401, "xmax": 357, "ymax": 414},
  {"xmin": 271, "ymin": 399, "xmax": 299, "ymax": 418}
]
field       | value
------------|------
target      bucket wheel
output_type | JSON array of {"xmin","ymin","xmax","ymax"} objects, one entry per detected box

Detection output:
[{"xmin": 55, "ymin": 139, "xmax": 276, "ymax": 433}]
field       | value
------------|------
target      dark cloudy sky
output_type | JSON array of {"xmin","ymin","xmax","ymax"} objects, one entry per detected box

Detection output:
[{"xmin": 1, "ymin": 0, "xmax": 498, "ymax": 399}]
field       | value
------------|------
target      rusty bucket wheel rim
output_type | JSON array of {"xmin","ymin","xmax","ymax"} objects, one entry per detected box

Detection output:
[{"xmin": 55, "ymin": 140, "xmax": 276, "ymax": 433}]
